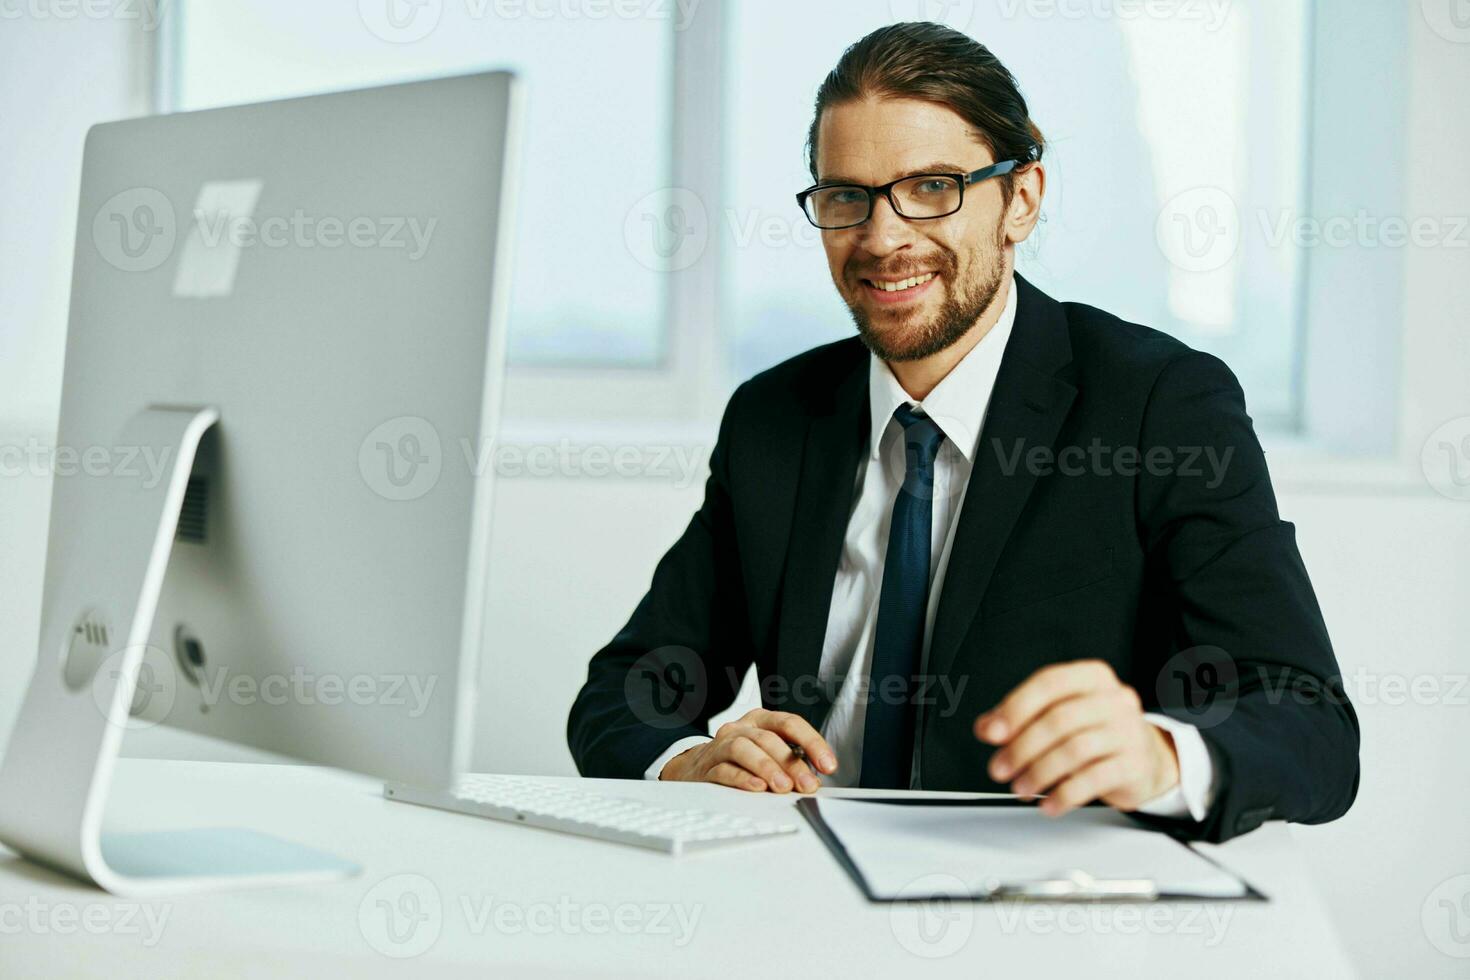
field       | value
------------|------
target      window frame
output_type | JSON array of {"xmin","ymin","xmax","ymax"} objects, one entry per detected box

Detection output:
[{"xmin": 150, "ymin": 1, "xmax": 1408, "ymax": 461}]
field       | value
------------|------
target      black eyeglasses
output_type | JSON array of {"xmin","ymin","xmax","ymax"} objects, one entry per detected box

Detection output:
[{"xmin": 795, "ymin": 160, "xmax": 1021, "ymax": 230}]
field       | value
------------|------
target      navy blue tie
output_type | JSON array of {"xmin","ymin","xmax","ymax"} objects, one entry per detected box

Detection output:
[{"xmin": 860, "ymin": 404, "xmax": 946, "ymax": 789}]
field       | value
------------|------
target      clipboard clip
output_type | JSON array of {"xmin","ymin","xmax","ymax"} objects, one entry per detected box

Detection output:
[{"xmin": 985, "ymin": 869, "xmax": 1160, "ymax": 901}]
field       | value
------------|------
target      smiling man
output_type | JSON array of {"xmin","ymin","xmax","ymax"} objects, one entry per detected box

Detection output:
[{"xmin": 568, "ymin": 22, "xmax": 1359, "ymax": 841}]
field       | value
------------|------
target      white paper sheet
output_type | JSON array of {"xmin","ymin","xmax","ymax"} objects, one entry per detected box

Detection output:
[{"xmin": 814, "ymin": 799, "xmax": 1247, "ymax": 899}]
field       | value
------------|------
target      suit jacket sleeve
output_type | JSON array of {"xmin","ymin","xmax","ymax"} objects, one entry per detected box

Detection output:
[
  {"xmin": 566, "ymin": 383, "xmax": 754, "ymax": 778},
  {"xmin": 1132, "ymin": 351, "xmax": 1360, "ymax": 842}
]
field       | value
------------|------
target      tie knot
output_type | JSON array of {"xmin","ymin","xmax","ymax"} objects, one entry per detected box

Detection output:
[{"xmin": 893, "ymin": 403, "xmax": 945, "ymax": 456}]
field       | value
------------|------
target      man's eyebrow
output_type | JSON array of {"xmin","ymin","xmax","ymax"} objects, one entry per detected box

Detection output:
[{"xmin": 817, "ymin": 162, "xmax": 972, "ymax": 185}]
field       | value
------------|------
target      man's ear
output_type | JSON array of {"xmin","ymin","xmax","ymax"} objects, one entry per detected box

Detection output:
[{"xmin": 1004, "ymin": 162, "xmax": 1046, "ymax": 244}]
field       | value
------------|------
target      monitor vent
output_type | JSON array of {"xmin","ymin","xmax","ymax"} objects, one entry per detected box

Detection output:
[
  {"xmin": 176, "ymin": 477, "xmax": 209, "ymax": 542},
  {"xmin": 79, "ymin": 618, "xmax": 110, "ymax": 648}
]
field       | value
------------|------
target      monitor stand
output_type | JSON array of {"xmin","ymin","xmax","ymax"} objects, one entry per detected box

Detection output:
[{"xmin": 0, "ymin": 406, "xmax": 360, "ymax": 896}]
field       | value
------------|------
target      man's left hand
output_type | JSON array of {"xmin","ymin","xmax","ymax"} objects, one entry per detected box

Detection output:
[{"xmin": 974, "ymin": 660, "xmax": 1179, "ymax": 817}]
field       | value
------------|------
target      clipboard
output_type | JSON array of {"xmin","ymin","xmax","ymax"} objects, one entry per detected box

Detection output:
[{"xmin": 797, "ymin": 797, "xmax": 1266, "ymax": 903}]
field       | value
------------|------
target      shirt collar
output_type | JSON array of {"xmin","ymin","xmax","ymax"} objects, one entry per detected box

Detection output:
[{"xmin": 867, "ymin": 273, "xmax": 1019, "ymax": 463}]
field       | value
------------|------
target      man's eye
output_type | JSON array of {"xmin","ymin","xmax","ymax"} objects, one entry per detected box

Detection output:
[
  {"xmin": 915, "ymin": 179, "xmax": 952, "ymax": 195},
  {"xmin": 829, "ymin": 189, "xmax": 866, "ymax": 205}
]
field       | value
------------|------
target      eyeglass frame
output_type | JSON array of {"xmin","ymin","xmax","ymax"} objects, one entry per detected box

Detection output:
[{"xmin": 794, "ymin": 159, "xmax": 1022, "ymax": 230}]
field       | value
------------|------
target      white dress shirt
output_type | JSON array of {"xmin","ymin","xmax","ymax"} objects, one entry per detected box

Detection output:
[{"xmin": 647, "ymin": 276, "xmax": 1214, "ymax": 821}]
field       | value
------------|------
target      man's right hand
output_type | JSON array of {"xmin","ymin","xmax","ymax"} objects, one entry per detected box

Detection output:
[{"xmin": 658, "ymin": 709, "xmax": 838, "ymax": 793}]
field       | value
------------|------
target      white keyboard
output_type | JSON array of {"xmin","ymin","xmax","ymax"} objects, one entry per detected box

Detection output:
[{"xmin": 383, "ymin": 774, "xmax": 800, "ymax": 855}]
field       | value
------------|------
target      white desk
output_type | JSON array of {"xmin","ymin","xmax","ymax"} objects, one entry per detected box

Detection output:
[{"xmin": 0, "ymin": 759, "xmax": 1351, "ymax": 978}]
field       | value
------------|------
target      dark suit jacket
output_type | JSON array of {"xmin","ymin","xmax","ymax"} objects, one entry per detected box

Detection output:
[{"xmin": 567, "ymin": 274, "xmax": 1359, "ymax": 843}]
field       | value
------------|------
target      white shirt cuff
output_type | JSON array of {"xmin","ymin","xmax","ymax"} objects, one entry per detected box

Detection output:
[
  {"xmin": 1135, "ymin": 713, "xmax": 1216, "ymax": 822},
  {"xmin": 643, "ymin": 735, "xmax": 712, "ymax": 780}
]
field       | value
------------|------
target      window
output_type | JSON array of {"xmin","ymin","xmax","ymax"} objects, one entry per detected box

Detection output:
[
  {"xmin": 165, "ymin": 1, "xmax": 674, "ymax": 368},
  {"xmin": 162, "ymin": 1, "xmax": 1397, "ymax": 443}
]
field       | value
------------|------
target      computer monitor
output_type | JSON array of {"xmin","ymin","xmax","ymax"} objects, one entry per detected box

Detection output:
[{"xmin": 0, "ymin": 70, "xmax": 522, "ymax": 895}]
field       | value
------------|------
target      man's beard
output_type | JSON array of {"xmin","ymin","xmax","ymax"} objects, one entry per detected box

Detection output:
[{"xmin": 844, "ymin": 228, "xmax": 1007, "ymax": 363}]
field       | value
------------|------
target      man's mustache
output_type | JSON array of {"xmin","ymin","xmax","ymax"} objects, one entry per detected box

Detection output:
[{"xmin": 845, "ymin": 254, "xmax": 957, "ymax": 281}]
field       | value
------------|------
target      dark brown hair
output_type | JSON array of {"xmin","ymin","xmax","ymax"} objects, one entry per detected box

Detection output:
[{"xmin": 805, "ymin": 22, "xmax": 1045, "ymax": 201}]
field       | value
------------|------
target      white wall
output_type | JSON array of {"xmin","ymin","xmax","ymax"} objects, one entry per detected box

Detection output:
[{"xmin": 1, "ymin": 11, "xmax": 1467, "ymax": 979}]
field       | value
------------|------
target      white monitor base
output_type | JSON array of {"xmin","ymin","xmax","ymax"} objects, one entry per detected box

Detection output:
[{"xmin": 0, "ymin": 406, "xmax": 360, "ymax": 896}]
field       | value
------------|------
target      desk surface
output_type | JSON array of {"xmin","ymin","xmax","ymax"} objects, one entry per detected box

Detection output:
[{"xmin": 0, "ymin": 759, "xmax": 1351, "ymax": 979}]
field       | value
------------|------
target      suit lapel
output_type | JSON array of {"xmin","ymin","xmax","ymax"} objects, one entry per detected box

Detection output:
[
  {"xmin": 772, "ymin": 352, "xmax": 869, "ymax": 732},
  {"xmin": 928, "ymin": 275, "xmax": 1078, "ymax": 680}
]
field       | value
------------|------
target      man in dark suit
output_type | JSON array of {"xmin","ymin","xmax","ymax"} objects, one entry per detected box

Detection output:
[{"xmin": 567, "ymin": 22, "xmax": 1358, "ymax": 843}]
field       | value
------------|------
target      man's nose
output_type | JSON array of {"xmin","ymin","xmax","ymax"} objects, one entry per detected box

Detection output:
[{"xmin": 853, "ymin": 193, "xmax": 914, "ymax": 256}]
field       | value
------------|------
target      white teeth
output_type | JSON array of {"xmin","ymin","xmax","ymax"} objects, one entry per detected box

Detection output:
[{"xmin": 871, "ymin": 272, "xmax": 936, "ymax": 292}]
